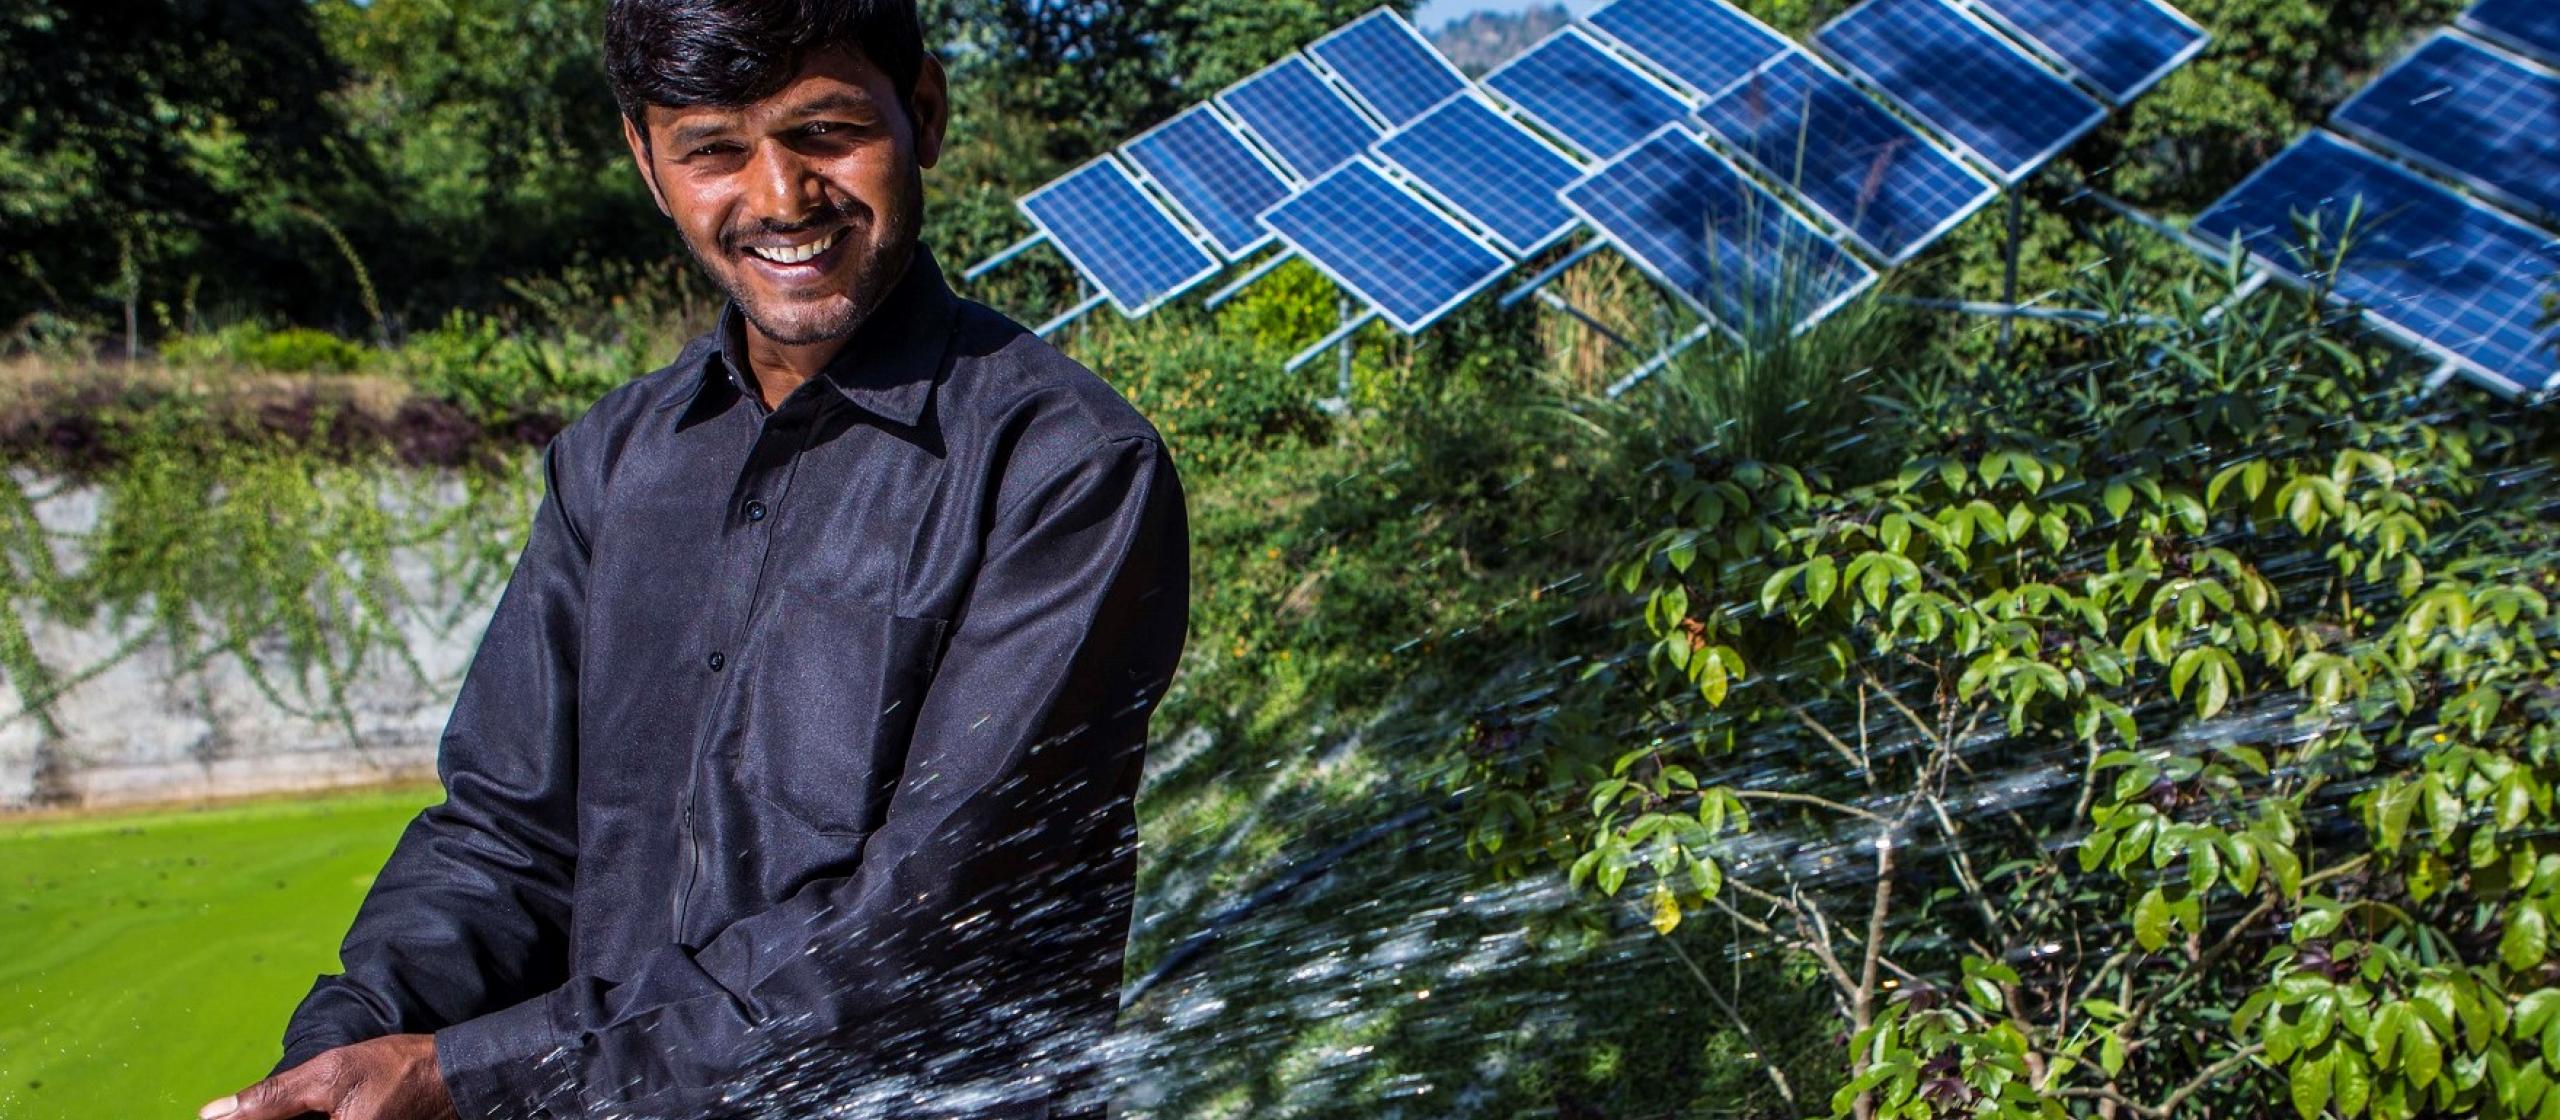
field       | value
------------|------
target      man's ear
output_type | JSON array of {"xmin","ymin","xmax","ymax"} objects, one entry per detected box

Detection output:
[
  {"xmin": 621, "ymin": 114, "xmax": 673, "ymax": 217},
  {"xmin": 908, "ymin": 54, "xmax": 951, "ymax": 170}
]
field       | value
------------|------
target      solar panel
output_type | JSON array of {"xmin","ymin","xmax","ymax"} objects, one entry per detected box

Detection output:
[
  {"xmin": 1373, "ymin": 93, "xmax": 1586, "ymax": 257},
  {"xmin": 1217, "ymin": 56, "xmax": 1383, "ymax": 182},
  {"xmin": 1966, "ymin": 0, "xmax": 2208, "ymax": 103},
  {"xmin": 2463, "ymin": 0, "xmax": 2560, "ymax": 67},
  {"xmin": 1586, "ymin": 0, "xmax": 1794, "ymax": 100},
  {"xmin": 1817, "ymin": 0, "xmax": 2106, "ymax": 182},
  {"xmin": 1257, "ymin": 159, "xmax": 1513, "ymax": 333},
  {"xmin": 2331, "ymin": 31, "xmax": 2560, "ymax": 225},
  {"xmin": 2191, "ymin": 131, "xmax": 2560, "ymax": 396},
  {"xmin": 1305, "ymin": 8, "xmax": 1470, "ymax": 126},
  {"xmin": 1483, "ymin": 27, "xmax": 1695, "ymax": 161},
  {"xmin": 1697, "ymin": 52, "xmax": 1999, "ymax": 264},
  {"xmin": 1562, "ymin": 125, "xmax": 1879, "ymax": 336},
  {"xmin": 1018, "ymin": 157, "xmax": 1222, "ymax": 317},
  {"xmin": 1121, "ymin": 105, "xmax": 1297, "ymax": 259}
]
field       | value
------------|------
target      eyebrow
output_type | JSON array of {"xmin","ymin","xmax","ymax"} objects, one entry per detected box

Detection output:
[{"xmin": 785, "ymin": 91, "xmax": 879, "ymax": 119}]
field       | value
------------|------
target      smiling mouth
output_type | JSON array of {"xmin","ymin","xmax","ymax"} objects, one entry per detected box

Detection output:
[{"xmin": 743, "ymin": 227, "xmax": 846, "ymax": 266}]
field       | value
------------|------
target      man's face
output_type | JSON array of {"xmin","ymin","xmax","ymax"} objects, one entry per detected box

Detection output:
[{"xmin": 623, "ymin": 46, "xmax": 948, "ymax": 347}]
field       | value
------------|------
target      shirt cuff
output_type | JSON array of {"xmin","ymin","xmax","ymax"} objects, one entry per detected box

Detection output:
[{"xmin": 434, "ymin": 989, "xmax": 568, "ymax": 1120}]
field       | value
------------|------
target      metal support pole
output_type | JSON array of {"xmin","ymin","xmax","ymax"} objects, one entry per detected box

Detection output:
[
  {"xmin": 1286, "ymin": 308, "xmax": 1379, "ymax": 374},
  {"xmin": 1034, "ymin": 291, "xmax": 1106, "ymax": 339},
  {"xmin": 1203, "ymin": 251, "xmax": 1293, "ymax": 310},
  {"xmin": 1605, "ymin": 323, "xmax": 1713, "ymax": 398},
  {"xmin": 1334, "ymin": 296, "xmax": 1355, "ymax": 404},
  {"xmin": 1536, "ymin": 290, "xmax": 1637, "ymax": 352},
  {"xmin": 1882, "ymin": 295, "xmax": 2175, "ymax": 329},
  {"xmin": 2000, "ymin": 192, "xmax": 2023, "ymax": 357},
  {"xmin": 2200, "ymin": 269, "xmax": 2274, "ymax": 327},
  {"xmin": 1501, "ymin": 238, "xmax": 1609, "ymax": 309},
  {"xmin": 964, "ymin": 232, "xmax": 1047, "ymax": 283}
]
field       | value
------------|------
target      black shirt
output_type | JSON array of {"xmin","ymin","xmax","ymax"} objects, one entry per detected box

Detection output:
[{"xmin": 270, "ymin": 245, "xmax": 1190, "ymax": 1119}]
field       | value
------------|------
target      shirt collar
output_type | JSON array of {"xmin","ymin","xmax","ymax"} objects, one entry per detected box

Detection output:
[{"xmin": 663, "ymin": 242, "xmax": 958, "ymax": 430}]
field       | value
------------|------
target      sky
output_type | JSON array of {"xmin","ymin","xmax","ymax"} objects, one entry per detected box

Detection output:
[{"xmin": 1410, "ymin": 0, "xmax": 1605, "ymax": 31}]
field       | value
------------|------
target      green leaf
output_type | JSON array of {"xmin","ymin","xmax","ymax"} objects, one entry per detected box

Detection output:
[
  {"xmin": 2293, "ymin": 1048, "xmax": 2334, "ymax": 1120},
  {"xmin": 2405, "ymin": 1019, "xmax": 2443, "ymax": 1089},
  {"xmin": 2104, "ymin": 479, "xmax": 2133, "ymax": 521},
  {"xmin": 2135, "ymin": 887, "xmax": 2172, "ymax": 951},
  {"xmin": 2503, "ymin": 906, "xmax": 2550, "ymax": 974},
  {"xmin": 2333, "ymin": 1046, "xmax": 2371, "ymax": 1118}
]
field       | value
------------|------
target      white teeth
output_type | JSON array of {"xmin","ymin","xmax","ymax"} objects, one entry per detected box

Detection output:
[{"xmin": 750, "ymin": 229, "xmax": 841, "ymax": 265}]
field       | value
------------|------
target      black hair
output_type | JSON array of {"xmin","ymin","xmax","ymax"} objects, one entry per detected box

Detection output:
[{"xmin": 604, "ymin": 0, "xmax": 926, "ymax": 140}]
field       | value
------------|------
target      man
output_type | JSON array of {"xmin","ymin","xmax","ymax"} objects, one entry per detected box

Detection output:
[{"xmin": 198, "ymin": 2, "xmax": 1189, "ymax": 1118}]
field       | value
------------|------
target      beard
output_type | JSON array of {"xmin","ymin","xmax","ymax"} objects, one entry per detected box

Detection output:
[{"xmin": 688, "ymin": 161, "xmax": 925, "ymax": 347}]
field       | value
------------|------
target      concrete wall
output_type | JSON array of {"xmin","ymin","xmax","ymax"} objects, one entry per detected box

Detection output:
[{"xmin": 0, "ymin": 475, "xmax": 503, "ymax": 811}]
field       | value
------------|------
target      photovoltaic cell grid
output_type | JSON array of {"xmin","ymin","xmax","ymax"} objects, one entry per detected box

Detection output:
[
  {"xmin": 1375, "ymin": 94, "xmax": 1586, "ymax": 257},
  {"xmin": 1817, "ymin": 0, "xmax": 2106, "ymax": 182},
  {"xmin": 1258, "ymin": 160, "xmax": 1512, "ymax": 334},
  {"xmin": 1018, "ymin": 158, "xmax": 1221, "ymax": 317},
  {"xmin": 2331, "ymin": 31, "xmax": 2560, "ymax": 224},
  {"xmin": 1967, "ymin": 0, "xmax": 2208, "ymax": 103},
  {"xmin": 1562, "ymin": 126, "xmax": 1879, "ymax": 337},
  {"xmin": 2191, "ymin": 131, "xmax": 2560, "ymax": 395},
  {"xmin": 1218, "ymin": 57, "xmax": 1382, "ymax": 182},
  {"xmin": 1586, "ymin": 0, "xmax": 1793, "ymax": 100},
  {"xmin": 1484, "ymin": 28, "xmax": 1693, "ymax": 161},
  {"xmin": 1696, "ymin": 52, "xmax": 1998, "ymax": 263},
  {"xmin": 1305, "ymin": 9, "xmax": 1469, "ymax": 127},
  {"xmin": 1122, "ymin": 106, "xmax": 1295, "ymax": 259},
  {"xmin": 2463, "ymin": 0, "xmax": 2560, "ymax": 67}
]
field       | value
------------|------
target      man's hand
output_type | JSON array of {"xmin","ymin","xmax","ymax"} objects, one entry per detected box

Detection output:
[{"xmin": 198, "ymin": 1034, "xmax": 458, "ymax": 1120}]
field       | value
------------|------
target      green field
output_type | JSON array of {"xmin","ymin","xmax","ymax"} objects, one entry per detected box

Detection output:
[{"xmin": 0, "ymin": 786, "xmax": 436, "ymax": 1120}]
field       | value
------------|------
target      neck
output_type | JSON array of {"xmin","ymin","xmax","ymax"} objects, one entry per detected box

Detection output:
[{"xmin": 741, "ymin": 329, "xmax": 850, "ymax": 412}]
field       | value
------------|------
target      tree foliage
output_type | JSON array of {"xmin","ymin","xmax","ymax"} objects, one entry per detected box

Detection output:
[{"xmin": 1460, "ymin": 228, "xmax": 2560, "ymax": 1118}]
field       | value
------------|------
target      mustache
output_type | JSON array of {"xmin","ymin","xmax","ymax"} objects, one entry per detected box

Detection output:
[{"xmin": 721, "ymin": 199, "xmax": 868, "ymax": 252}]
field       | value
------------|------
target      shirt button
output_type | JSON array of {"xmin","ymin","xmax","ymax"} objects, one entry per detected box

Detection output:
[
  {"xmin": 706, "ymin": 651, "xmax": 725, "ymax": 672},
  {"xmin": 744, "ymin": 499, "xmax": 767, "ymax": 523}
]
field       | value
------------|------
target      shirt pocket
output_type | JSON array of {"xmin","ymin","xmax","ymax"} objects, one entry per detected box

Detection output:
[{"xmin": 738, "ymin": 609, "xmax": 950, "ymax": 837}]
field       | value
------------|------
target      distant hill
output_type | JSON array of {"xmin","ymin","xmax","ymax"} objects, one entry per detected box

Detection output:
[{"xmin": 1428, "ymin": 4, "xmax": 1571, "ymax": 77}]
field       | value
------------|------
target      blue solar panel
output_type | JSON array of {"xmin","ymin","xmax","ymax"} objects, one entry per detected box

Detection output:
[
  {"xmin": 2332, "ymin": 31, "xmax": 2560, "ymax": 224},
  {"xmin": 1697, "ymin": 52, "xmax": 1998, "ymax": 263},
  {"xmin": 1258, "ymin": 160, "xmax": 1513, "ymax": 333},
  {"xmin": 1968, "ymin": 0, "xmax": 2208, "ymax": 102},
  {"xmin": 1484, "ymin": 27, "xmax": 1694, "ymax": 160},
  {"xmin": 1587, "ymin": 0, "xmax": 1793, "ymax": 100},
  {"xmin": 1217, "ymin": 57, "xmax": 1383, "ymax": 182},
  {"xmin": 1375, "ymin": 94, "xmax": 1586, "ymax": 256},
  {"xmin": 2191, "ymin": 131, "xmax": 2560, "ymax": 396},
  {"xmin": 1817, "ymin": 0, "xmax": 2106, "ymax": 182},
  {"xmin": 2464, "ymin": 0, "xmax": 2560, "ymax": 67},
  {"xmin": 1122, "ymin": 105, "xmax": 1297, "ymax": 259},
  {"xmin": 1562, "ymin": 125, "xmax": 1879, "ymax": 336},
  {"xmin": 1019, "ymin": 158, "xmax": 1222, "ymax": 317},
  {"xmin": 1306, "ymin": 9, "xmax": 1469, "ymax": 126}
]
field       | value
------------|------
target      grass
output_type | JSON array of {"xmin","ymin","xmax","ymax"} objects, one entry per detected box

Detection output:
[{"xmin": 0, "ymin": 783, "xmax": 436, "ymax": 1120}]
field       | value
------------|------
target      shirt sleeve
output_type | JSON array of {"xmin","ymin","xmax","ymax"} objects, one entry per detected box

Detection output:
[
  {"xmin": 430, "ymin": 433, "xmax": 1191, "ymax": 1120},
  {"xmin": 267, "ymin": 437, "xmax": 588, "ymax": 1078}
]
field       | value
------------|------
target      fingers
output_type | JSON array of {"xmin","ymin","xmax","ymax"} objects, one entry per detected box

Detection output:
[{"xmin": 202, "ymin": 1055, "xmax": 336, "ymax": 1120}]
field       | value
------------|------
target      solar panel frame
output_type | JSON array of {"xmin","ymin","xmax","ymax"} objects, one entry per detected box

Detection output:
[
  {"xmin": 1695, "ymin": 49, "xmax": 2002, "ymax": 265},
  {"xmin": 1255, "ymin": 157, "xmax": 1516, "ymax": 334},
  {"xmin": 1962, "ymin": 0, "xmax": 2209, "ymax": 104},
  {"xmin": 1583, "ymin": 0, "xmax": 1797, "ymax": 102},
  {"xmin": 1560, "ymin": 123, "xmax": 1881, "ymax": 340},
  {"xmin": 2329, "ymin": 29, "xmax": 2560, "ymax": 226},
  {"xmin": 1814, "ymin": 0, "xmax": 2108, "ymax": 184},
  {"xmin": 1017, "ymin": 155, "xmax": 1225, "ymax": 318},
  {"xmin": 1481, "ymin": 26, "xmax": 1698, "ymax": 162},
  {"xmin": 1120, "ymin": 103, "xmax": 1301, "ymax": 260},
  {"xmin": 2461, "ymin": 0, "xmax": 2560, "ymax": 68},
  {"xmin": 1372, "ymin": 90, "xmax": 1589, "ymax": 258},
  {"xmin": 1304, "ymin": 7, "xmax": 1472, "ymax": 127},
  {"xmin": 1215, "ymin": 55, "xmax": 1384, "ymax": 183},
  {"xmin": 2189, "ymin": 130, "xmax": 2560, "ymax": 397}
]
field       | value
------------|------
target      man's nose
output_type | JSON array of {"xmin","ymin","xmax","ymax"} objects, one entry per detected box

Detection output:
[{"xmin": 743, "ymin": 141, "xmax": 824, "ymax": 228}]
